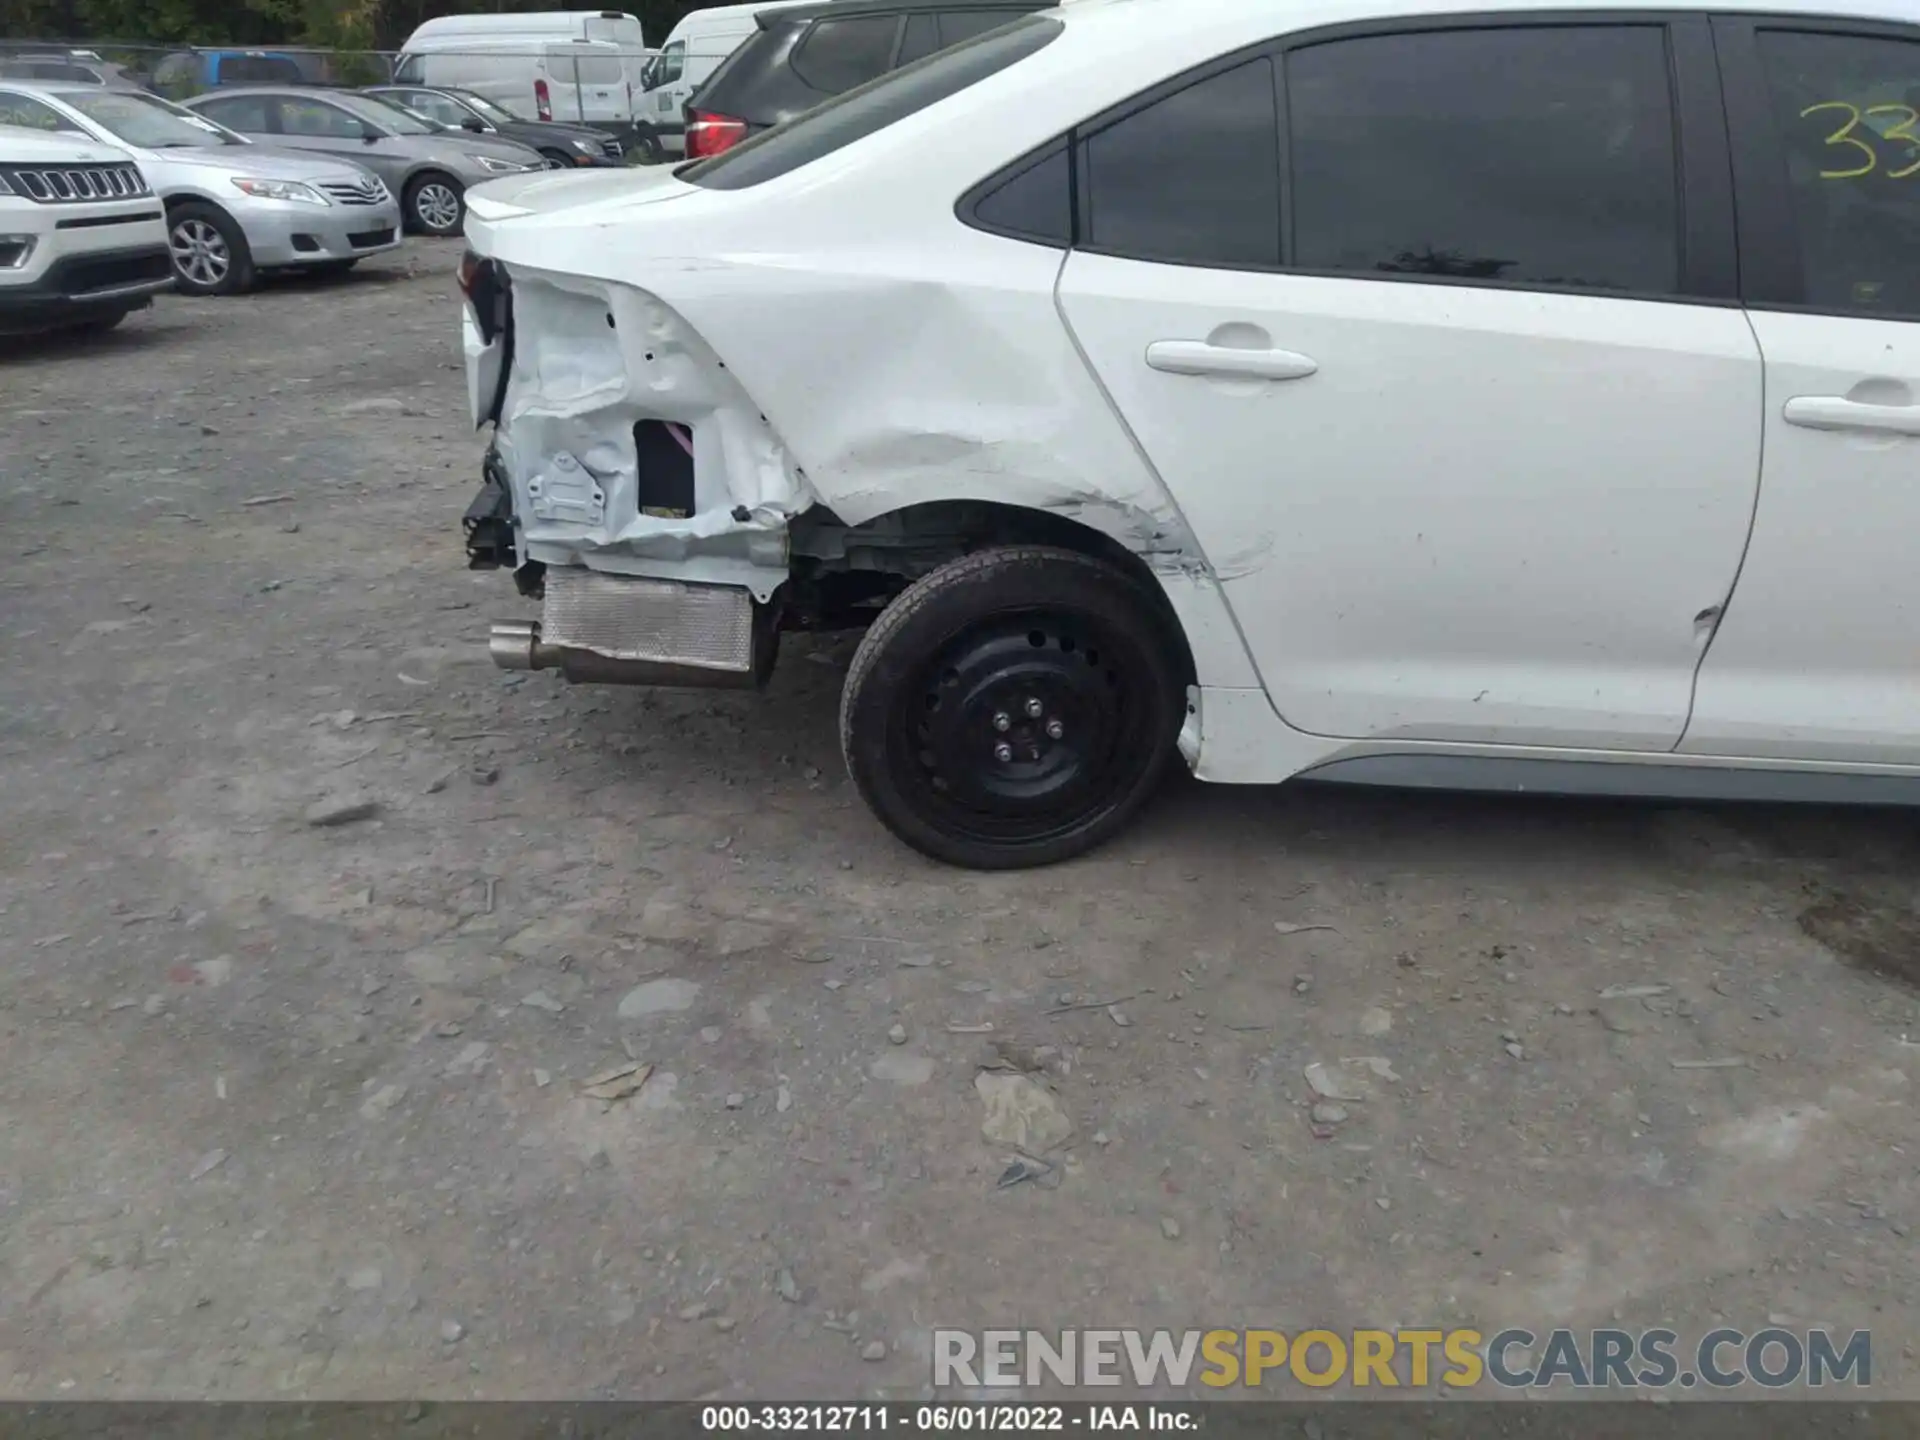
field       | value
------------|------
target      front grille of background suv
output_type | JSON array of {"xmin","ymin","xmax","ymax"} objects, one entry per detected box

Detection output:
[
  {"xmin": 0, "ymin": 163, "xmax": 148, "ymax": 203},
  {"xmin": 600, "ymin": 139, "xmax": 622, "ymax": 159}
]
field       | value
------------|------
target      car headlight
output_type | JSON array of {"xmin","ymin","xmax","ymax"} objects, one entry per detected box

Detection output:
[
  {"xmin": 231, "ymin": 177, "xmax": 328, "ymax": 205},
  {"xmin": 570, "ymin": 138, "xmax": 597, "ymax": 153},
  {"xmin": 474, "ymin": 156, "xmax": 528, "ymax": 174}
]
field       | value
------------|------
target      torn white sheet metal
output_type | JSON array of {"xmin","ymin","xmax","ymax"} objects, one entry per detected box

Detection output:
[
  {"xmin": 468, "ymin": 161, "xmax": 1263, "ymax": 687},
  {"xmin": 492, "ymin": 267, "xmax": 806, "ymax": 587}
]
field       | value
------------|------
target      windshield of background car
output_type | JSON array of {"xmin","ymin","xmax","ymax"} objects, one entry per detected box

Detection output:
[
  {"xmin": 66, "ymin": 88, "xmax": 242, "ymax": 146},
  {"xmin": 365, "ymin": 92, "xmax": 447, "ymax": 129},
  {"xmin": 333, "ymin": 89, "xmax": 436, "ymax": 134},
  {"xmin": 681, "ymin": 13, "xmax": 1061, "ymax": 189},
  {"xmin": 451, "ymin": 89, "xmax": 517, "ymax": 124}
]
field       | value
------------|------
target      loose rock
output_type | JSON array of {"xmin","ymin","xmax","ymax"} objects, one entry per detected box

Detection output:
[
  {"xmin": 861, "ymin": 1341, "xmax": 887, "ymax": 1362},
  {"xmin": 975, "ymin": 1071, "xmax": 1073, "ymax": 1153},
  {"xmin": 887, "ymin": 1023, "xmax": 907, "ymax": 1045},
  {"xmin": 618, "ymin": 978, "xmax": 700, "ymax": 1020}
]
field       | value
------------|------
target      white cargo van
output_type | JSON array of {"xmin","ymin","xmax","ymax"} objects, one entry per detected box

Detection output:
[
  {"xmin": 635, "ymin": 1, "xmax": 814, "ymax": 157},
  {"xmin": 393, "ymin": 13, "xmax": 651, "ymax": 141}
]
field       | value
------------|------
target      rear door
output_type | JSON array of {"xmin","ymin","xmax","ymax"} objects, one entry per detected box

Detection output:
[
  {"xmin": 647, "ymin": 39, "xmax": 687, "ymax": 124},
  {"xmin": 1679, "ymin": 18, "xmax": 1920, "ymax": 761},
  {"xmin": 1053, "ymin": 18, "xmax": 1766, "ymax": 751},
  {"xmin": 539, "ymin": 44, "xmax": 590, "ymax": 121},
  {"xmin": 571, "ymin": 46, "xmax": 631, "ymax": 124}
]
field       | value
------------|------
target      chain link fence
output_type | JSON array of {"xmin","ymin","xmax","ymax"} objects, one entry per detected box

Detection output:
[{"xmin": 0, "ymin": 41, "xmax": 401, "ymax": 97}]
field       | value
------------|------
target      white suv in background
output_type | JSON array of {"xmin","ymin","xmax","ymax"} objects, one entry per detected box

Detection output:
[{"xmin": 0, "ymin": 122, "xmax": 170, "ymax": 335}]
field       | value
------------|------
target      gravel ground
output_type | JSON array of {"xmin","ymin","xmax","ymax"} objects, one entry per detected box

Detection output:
[{"xmin": 1, "ymin": 240, "xmax": 1916, "ymax": 1402}]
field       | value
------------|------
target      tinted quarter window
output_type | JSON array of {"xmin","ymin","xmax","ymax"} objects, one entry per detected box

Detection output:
[
  {"xmin": 792, "ymin": 15, "xmax": 903, "ymax": 94},
  {"xmin": 1755, "ymin": 29, "xmax": 1920, "ymax": 316},
  {"xmin": 1081, "ymin": 58, "xmax": 1281, "ymax": 268},
  {"xmin": 968, "ymin": 142, "xmax": 1071, "ymax": 244},
  {"xmin": 898, "ymin": 13, "xmax": 941, "ymax": 65},
  {"xmin": 1286, "ymin": 27, "xmax": 1680, "ymax": 293}
]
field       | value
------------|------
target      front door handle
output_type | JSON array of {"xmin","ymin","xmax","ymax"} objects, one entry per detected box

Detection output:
[
  {"xmin": 1783, "ymin": 396, "xmax": 1920, "ymax": 437},
  {"xmin": 1145, "ymin": 340, "xmax": 1318, "ymax": 382}
]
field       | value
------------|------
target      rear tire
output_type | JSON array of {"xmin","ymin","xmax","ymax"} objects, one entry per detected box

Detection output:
[
  {"xmin": 839, "ymin": 546, "xmax": 1185, "ymax": 870},
  {"xmin": 168, "ymin": 201, "xmax": 255, "ymax": 296},
  {"xmin": 404, "ymin": 172, "xmax": 465, "ymax": 236}
]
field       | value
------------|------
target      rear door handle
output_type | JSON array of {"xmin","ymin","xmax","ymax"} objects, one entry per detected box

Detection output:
[
  {"xmin": 1145, "ymin": 340, "xmax": 1318, "ymax": 382},
  {"xmin": 1783, "ymin": 396, "xmax": 1920, "ymax": 437}
]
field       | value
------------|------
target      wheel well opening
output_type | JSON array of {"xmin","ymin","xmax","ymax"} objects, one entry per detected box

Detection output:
[{"xmin": 786, "ymin": 500, "xmax": 1196, "ymax": 685}]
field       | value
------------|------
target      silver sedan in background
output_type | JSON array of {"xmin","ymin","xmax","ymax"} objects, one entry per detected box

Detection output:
[
  {"xmin": 184, "ymin": 86, "xmax": 544, "ymax": 237},
  {"xmin": 0, "ymin": 82, "xmax": 403, "ymax": 295}
]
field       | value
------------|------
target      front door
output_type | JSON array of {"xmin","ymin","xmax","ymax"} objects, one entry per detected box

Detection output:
[
  {"xmin": 1056, "ymin": 21, "xmax": 1764, "ymax": 752},
  {"xmin": 1681, "ymin": 18, "xmax": 1920, "ymax": 762},
  {"xmin": 648, "ymin": 40, "xmax": 685, "ymax": 123}
]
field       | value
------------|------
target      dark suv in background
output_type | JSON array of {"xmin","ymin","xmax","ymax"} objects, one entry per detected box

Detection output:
[{"xmin": 682, "ymin": 0, "xmax": 1051, "ymax": 158}]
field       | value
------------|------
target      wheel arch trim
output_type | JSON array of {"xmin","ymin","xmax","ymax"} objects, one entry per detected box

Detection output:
[{"xmin": 821, "ymin": 495, "xmax": 1262, "ymax": 692}]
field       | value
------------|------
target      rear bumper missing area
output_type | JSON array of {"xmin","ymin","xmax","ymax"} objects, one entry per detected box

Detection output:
[{"xmin": 489, "ymin": 567, "xmax": 774, "ymax": 689}]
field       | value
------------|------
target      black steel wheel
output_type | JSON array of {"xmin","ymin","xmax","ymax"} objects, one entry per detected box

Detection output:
[{"xmin": 841, "ymin": 546, "xmax": 1186, "ymax": 870}]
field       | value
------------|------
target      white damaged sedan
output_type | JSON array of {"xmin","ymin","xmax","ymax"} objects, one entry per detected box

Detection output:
[{"xmin": 460, "ymin": 0, "xmax": 1920, "ymax": 868}]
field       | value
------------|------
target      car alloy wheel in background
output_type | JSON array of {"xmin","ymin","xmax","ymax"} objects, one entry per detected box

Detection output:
[
  {"xmin": 407, "ymin": 176, "xmax": 464, "ymax": 236},
  {"xmin": 167, "ymin": 203, "xmax": 255, "ymax": 297}
]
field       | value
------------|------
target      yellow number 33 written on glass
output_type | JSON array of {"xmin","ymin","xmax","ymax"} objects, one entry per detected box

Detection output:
[{"xmin": 1801, "ymin": 100, "xmax": 1920, "ymax": 179}]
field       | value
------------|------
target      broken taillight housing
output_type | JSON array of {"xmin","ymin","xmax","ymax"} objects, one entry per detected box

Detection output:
[
  {"xmin": 458, "ymin": 250, "xmax": 504, "ymax": 344},
  {"xmin": 685, "ymin": 109, "xmax": 747, "ymax": 159}
]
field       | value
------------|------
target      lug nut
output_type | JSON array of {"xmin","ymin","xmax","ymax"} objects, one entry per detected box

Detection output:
[
  {"xmin": 992, "ymin": 712, "xmax": 1011, "ymax": 732},
  {"xmin": 993, "ymin": 742, "xmax": 1014, "ymax": 763},
  {"xmin": 1025, "ymin": 697, "xmax": 1044, "ymax": 718},
  {"xmin": 1045, "ymin": 719, "xmax": 1065, "ymax": 740}
]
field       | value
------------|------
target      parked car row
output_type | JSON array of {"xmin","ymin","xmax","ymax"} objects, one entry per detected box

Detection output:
[{"xmin": 0, "ymin": 77, "xmax": 593, "ymax": 316}]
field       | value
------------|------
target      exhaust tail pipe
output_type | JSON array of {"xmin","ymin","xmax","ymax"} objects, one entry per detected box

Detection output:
[
  {"xmin": 489, "ymin": 618, "xmax": 546, "ymax": 671},
  {"xmin": 488, "ymin": 619, "xmax": 762, "ymax": 689}
]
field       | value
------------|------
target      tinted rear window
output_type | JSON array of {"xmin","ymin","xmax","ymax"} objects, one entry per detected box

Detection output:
[
  {"xmin": 221, "ymin": 55, "xmax": 302, "ymax": 83},
  {"xmin": 683, "ymin": 13, "xmax": 1060, "ymax": 189},
  {"xmin": 790, "ymin": 13, "xmax": 901, "ymax": 93}
]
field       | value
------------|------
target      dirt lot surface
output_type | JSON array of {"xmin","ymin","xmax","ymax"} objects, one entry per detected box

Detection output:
[{"xmin": 1, "ymin": 240, "xmax": 1917, "ymax": 1404}]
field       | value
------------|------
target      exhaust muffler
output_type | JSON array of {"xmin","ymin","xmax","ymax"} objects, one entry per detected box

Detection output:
[{"xmin": 489, "ymin": 619, "xmax": 763, "ymax": 688}]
